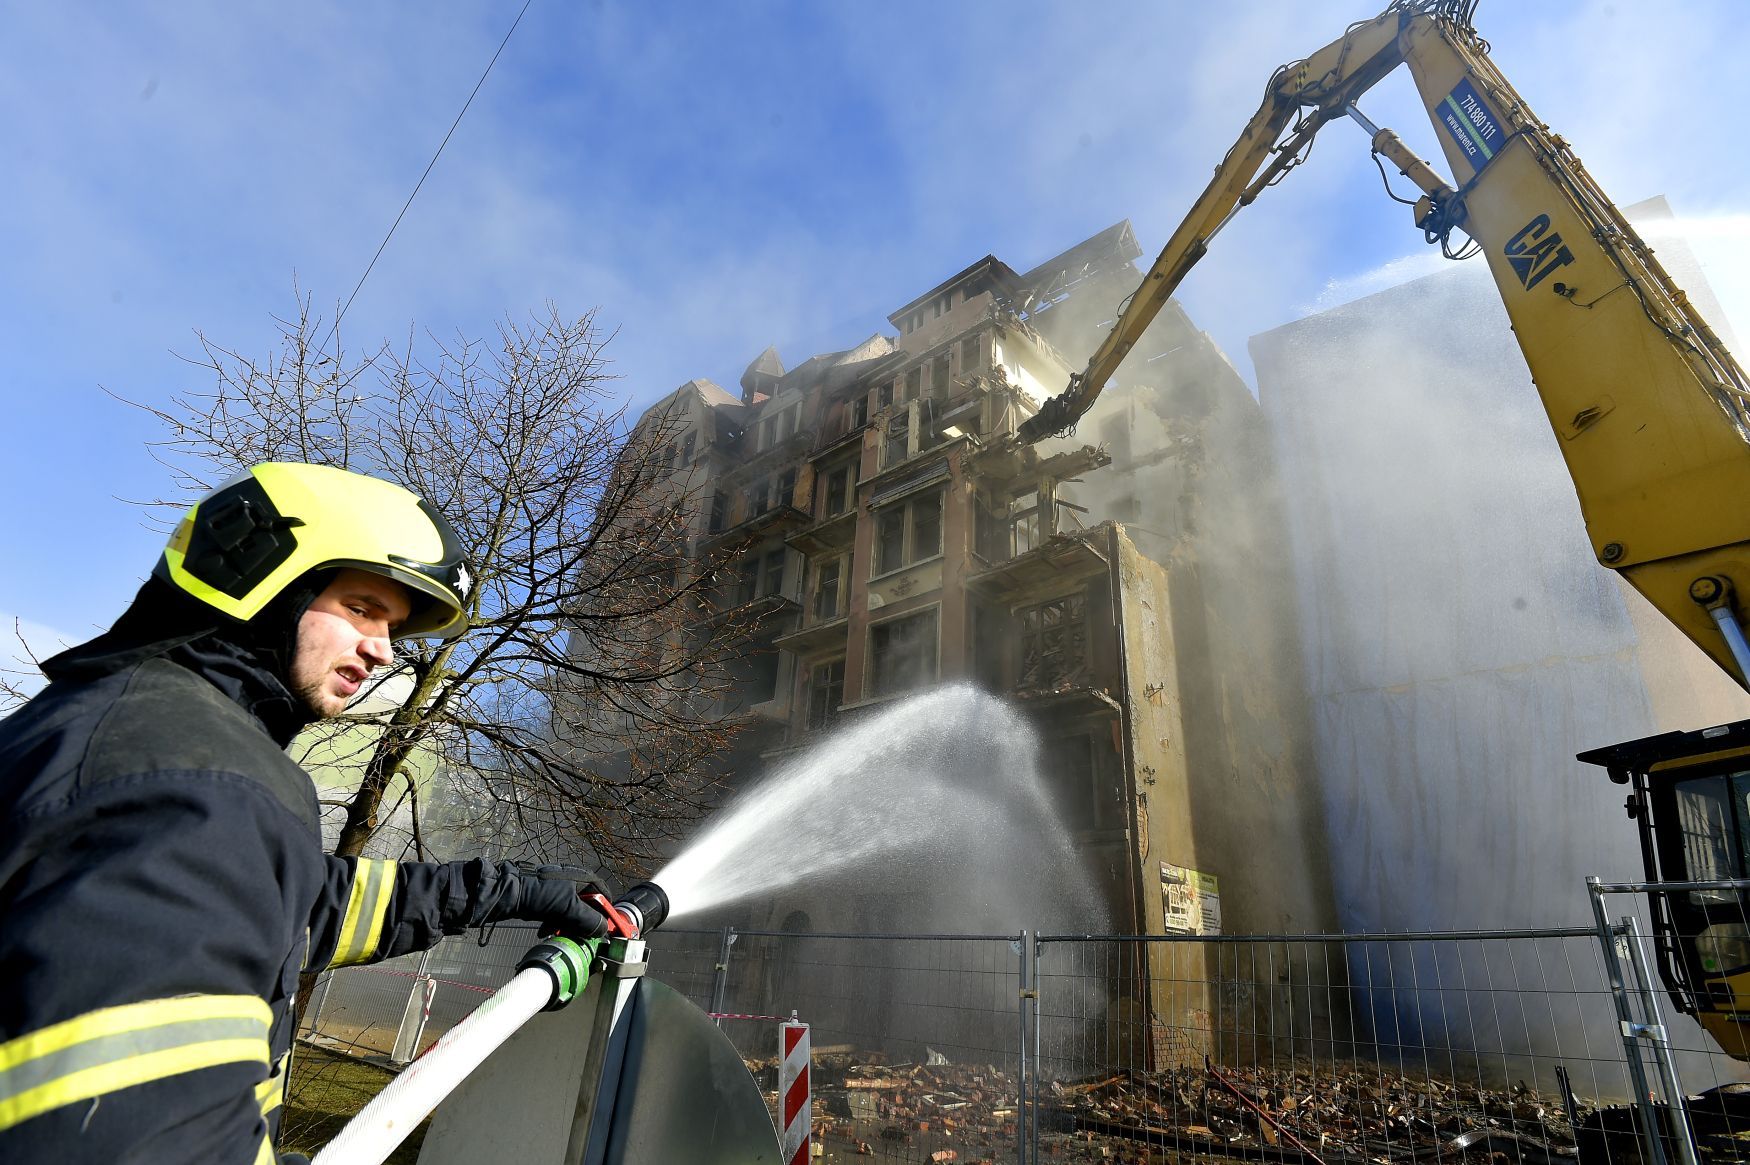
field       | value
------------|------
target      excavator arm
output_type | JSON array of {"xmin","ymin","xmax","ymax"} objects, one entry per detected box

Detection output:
[
  {"xmin": 1017, "ymin": 5, "xmax": 1412, "ymax": 443},
  {"xmin": 1020, "ymin": 0, "xmax": 1750, "ymax": 690}
]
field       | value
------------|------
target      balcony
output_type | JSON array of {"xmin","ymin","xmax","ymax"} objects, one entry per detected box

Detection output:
[
  {"xmin": 701, "ymin": 504, "xmax": 811, "ymax": 551},
  {"xmin": 966, "ymin": 531, "xmax": 1108, "ymax": 605},
  {"xmin": 773, "ymin": 613, "xmax": 849, "ymax": 656},
  {"xmin": 697, "ymin": 589, "xmax": 800, "ymax": 633},
  {"xmin": 786, "ymin": 509, "xmax": 856, "ymax": 557}
]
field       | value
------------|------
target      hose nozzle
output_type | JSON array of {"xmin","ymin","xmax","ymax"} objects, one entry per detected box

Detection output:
[{"xmin": 612, "ymin": 882, "xmax": 670, "ymax": 937}]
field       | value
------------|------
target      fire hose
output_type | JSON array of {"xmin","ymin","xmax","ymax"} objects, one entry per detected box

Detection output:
[{"xmin": 311, "ymin": 882, "xmax": 671, "ymax": 1165}]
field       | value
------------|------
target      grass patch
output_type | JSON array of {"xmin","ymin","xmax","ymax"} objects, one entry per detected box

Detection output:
[{"xmin": 278, "ymin": 1042, "xmax": 429, "ymax": 1164}]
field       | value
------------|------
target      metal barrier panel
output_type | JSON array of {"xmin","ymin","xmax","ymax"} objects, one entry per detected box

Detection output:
[
  {"xmin": 309, "ymin": 926, "xmax": 767, "ymax": 1058},
  {"xmin": 714, "ymin": 931, "xmax": 1025, "ymax": 1165},
  {"xmin": 1032, "ymin": 929, "xmax": 1634, "ymax": 1164},
  {"xmin": 309, "ymin": 923, "xmax": 541, "ymax": 1058},
  {"xmin": 1589, "ymin": 879, "xmax": 1750, "ymax": 1165},
  {"xmin": 302, "ymin": 921, "xmax": 1698, "ymax": 1165},
  {"xmin": 639, "ymin": 925, "xmax": 726, "ymax": 1011}
]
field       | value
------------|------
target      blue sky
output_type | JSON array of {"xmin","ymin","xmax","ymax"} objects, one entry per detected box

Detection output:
[{"xmin": 5, "ymin": 1, "xmax": 1750, "ymax": 664}]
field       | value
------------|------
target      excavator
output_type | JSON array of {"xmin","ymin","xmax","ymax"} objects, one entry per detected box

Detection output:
[{"xmin": 1014, "ymin": 0, "xmax": 1750, "ymax": 1068}]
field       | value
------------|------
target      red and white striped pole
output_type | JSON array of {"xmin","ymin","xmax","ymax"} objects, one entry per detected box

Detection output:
[{"xmin": 779, "ymin": 1012, "xmax": 810, "ymax": 1165}]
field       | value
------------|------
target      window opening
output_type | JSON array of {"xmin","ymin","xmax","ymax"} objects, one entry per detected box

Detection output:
[
  {"xmin": 815, "ymin": 558, "xmax": 842, "ymax": 620},
  {"xmin": 824, "ymin": 464, "xmax": 851, "ymax": 517},
  {"xmin": 762, "ymin": 549, "xmax": 786, "ymax": 599},
  {"xmin": 873, "ymin": 491, "xmax": 943, "ymax": 575},
  {"xmin": 960, "ymin": 335, "xmax": 981, "ymax": 375},
  {"xmin": 808, "ymin": 659, "xmax": 846, "ymax": 730},
  {"xmin": 1019, "ymin": 593, "xmax": 1090, "ymax": 691},
  {"xmin": 877, "ymin": 507, "xmax": 906, "ymax": 575},
  {"xmin": 869, "ymin": 609, "xmax": 938, "ymax": 698},
  {"xmin": 1012, "ymin": 490, "xmax": 1043, "ymax": 556},
  {"xmin": 884, "ymin": 412, "xmax": 910, "ymax": 469}
]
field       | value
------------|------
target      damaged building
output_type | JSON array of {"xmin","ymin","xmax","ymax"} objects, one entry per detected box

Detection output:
[{"xmin": 602, "ymin": 223, "xmax": 1337, "ymax": 1064}]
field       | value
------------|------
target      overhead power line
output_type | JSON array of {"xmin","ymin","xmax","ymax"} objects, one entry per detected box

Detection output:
[{"xmin": 326, "ymin": 0, "xmax": 537, "ymax": 353}]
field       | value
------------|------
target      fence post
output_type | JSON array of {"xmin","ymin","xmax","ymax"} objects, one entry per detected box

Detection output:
[
  {"xmin": 390, "ymin": 948, "xmax": 436, "ymax": 1065},
  {"xmin": 1030, "ymin": 933, "xmax": 1044, "ymax": 1165},
  {"xmin": 1016, "ymin": 932, "xmax": 1031, "ymax": 1165},
  {"xmin": 711, "ymin": 927, "xmax": 737, "ymax": 1025},
  {"xmin": 302, "ymin": 971, "xmax": 333, "ymax": 1038},
  {"xmin": 1620, "ymin": 914, "xmax": 1702, "ymax": 1165},
  {"xmin": 1587, "ymin": 877, "xmax": 1675, "ymax": 1165}
]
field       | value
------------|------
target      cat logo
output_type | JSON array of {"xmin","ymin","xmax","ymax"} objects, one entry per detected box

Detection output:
[{"xmin": 1504, "ymin": 214, "xmax": 1575, "ymax": 292}]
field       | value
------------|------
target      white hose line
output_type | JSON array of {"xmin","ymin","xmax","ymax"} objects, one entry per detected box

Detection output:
[{"xmin": 311, "ymin": 966, "xmax": 554, "ymax": 1165}]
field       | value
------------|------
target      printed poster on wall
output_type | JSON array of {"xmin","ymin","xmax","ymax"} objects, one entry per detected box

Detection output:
[{"xmin": 1161, "ymin": 862, "xmax": 1221, "ymax": 935}]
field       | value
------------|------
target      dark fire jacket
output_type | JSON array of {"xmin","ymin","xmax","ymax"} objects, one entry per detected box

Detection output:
[{"xmin": 0, "ymin": 641, "xmax": 530, "ymax": 1163}]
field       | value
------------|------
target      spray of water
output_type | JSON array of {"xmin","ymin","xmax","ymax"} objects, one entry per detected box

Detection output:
[{"xmin": 653, "ymin": 682, "xmax": 1102, "ymax": 931}]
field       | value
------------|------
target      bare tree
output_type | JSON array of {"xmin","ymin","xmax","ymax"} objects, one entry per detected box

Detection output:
[{"xmin": 119, "ymin": 293, "xmax": 752, "ymax": 874}]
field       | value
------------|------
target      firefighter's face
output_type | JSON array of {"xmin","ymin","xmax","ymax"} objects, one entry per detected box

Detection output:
[{"xmin": 289, "ymin": 569, "xmax": 411, "ymax": 718}]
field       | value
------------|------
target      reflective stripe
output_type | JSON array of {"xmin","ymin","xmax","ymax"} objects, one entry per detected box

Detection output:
[
  {"xmin": 0, "ymin": 995, "xmax": 271, "ymax": 1132},
  {"xmin": 255, "ymin": 1052, "xmax": 287, "ymax": 1118},
  {"xmin": 332, "ymin": 858, "xmax": 397, "ymax": 967}
]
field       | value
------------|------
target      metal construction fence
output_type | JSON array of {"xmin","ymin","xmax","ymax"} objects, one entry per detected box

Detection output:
[{"xmin": 300, "ymin": 898, "xmax": 1750, "ymax": 1165}]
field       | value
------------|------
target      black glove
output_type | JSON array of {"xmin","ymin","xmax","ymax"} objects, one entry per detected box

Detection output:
[{"xmin": 508, "ymin": 873, "xmax": 612, "ymax": 939}]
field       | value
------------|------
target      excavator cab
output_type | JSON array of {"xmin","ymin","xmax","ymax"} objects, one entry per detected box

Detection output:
[{"xmin": 1580, "ymin": 722, "xmax": 1750, "ymax": 1059}]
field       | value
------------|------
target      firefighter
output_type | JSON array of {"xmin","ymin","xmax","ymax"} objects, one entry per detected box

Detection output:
[{"xmin": 0, "ymin": 463, "xmax": 612, "ymax": 1163}]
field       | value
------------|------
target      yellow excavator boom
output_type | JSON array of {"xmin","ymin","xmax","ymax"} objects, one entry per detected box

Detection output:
[{"xmin": 1019, "ymin": 0, "xmax": 1750, "ymax": 689}]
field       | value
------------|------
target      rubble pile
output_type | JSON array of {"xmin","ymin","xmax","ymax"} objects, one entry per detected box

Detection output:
[
  {"xmin": 1043, "ymin": 1061, "xmax": 1580, "ymax": 1163},
  {"xmin": 754, "ymin": 1050, "xmax": 1595, "ymax": 1164},
  {"xmin": 753, "ymin": 1048, "xmax": 1021, "ymax": 1163}
]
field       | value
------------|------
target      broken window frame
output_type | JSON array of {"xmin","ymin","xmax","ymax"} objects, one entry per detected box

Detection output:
[
  {"xmin": 762, "ymin": 549, "xmax": 787, "ymax": 599},
  {"xmin": 974, "ymin": 493, "xmax": 1003, "ymax": 563},
  {"xmin": 745, "ymin": 477, "xmax": 770, "ymax": 516},
  {"xmin": 867, "ymin": 607, "xmax": 939, "ymax": 699},
  {"xmin": 813, "ymin": 556, "xmax": 844, "ymax": 621},
  {"xmin": 904, "ymin": 367, "xmax": 922, "ymax": 402},
  {"xmin": 807, "ymin": 657, "xmax": 846, "ymax": 731},
  {"xmin": 929, "ymin": 354, "xmax": 950, "ymax": 403},
  {"xmin": 821, "ymin": 460, "xmax": 855, "ymax": 518},
  {"xmin": 882, "ymin": 411, "xmax": 910, "ymax": 470},
  {"xmin": 1042, "ymin": 733, "xmax": 1120, "ymax": 832},
  {"xmin": 739, "ymin": 547, "xmax": 789, "ymax": 603},
  {"xmin": 1017, "ymin": 592, "xmax": 1091, "ymax": 692},
  {"xmin": 959, "ymin": 335, "xmax": 981, "ymax": 376},
  {"xmin": 1011, "ymin": 490, "xmax": 1043, "ymax": 556}
]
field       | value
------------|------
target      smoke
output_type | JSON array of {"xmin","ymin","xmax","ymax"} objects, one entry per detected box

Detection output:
[{"xmin": 1253, "ymin": 212, "xmax": 1750, "ymax": 935}]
